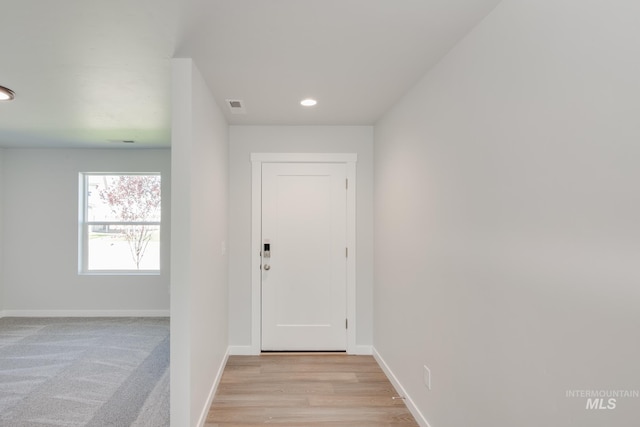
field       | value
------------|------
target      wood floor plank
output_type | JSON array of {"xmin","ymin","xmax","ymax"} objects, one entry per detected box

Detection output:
[
  {"xmin": 221, "ymin": 371, "xmax": 359, "ymax": 384},
  {"xmin": 206, "ymin": 354, "xmax": 418, "ymax": 426},
  {"xmin": 208, "ymin": 406, "xmax": 417, "ymax": 423},
  {"xmin": 210, "ymin": 394, "xmax": 309, "ymax": 408},
  {"xmin": 307, "ymin": 395, "xmax": 408, "ymax": 408},
  {"xmin": 217, "ymin": 381, "xmax": 335, "ymax": 395}
]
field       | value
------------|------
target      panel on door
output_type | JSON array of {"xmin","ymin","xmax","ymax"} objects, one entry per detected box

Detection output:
[{"xmin": 261, "ymin": 162, "xmax": 347, "ymax": 351}]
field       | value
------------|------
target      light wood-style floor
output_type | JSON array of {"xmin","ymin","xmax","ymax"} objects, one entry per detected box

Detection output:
[{"xmin": 205, "ymin": 354, "xmax": 419, "ymax": 426}]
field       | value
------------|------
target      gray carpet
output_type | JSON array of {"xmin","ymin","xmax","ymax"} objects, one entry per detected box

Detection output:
[{"xmin": 0, "ymin": 317, "xmax": 169, "ymax": 427}]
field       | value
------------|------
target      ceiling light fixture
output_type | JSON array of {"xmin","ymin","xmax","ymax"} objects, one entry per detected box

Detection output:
[
  {"xmin": 0, "ymin": 85, "xmax": 15, "ymax": 101},
  {"xmin": 300, "ymin": 98, "xmax": 317, "ymax": 107}
]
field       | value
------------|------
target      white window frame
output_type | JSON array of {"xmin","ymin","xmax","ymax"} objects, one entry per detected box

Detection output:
[{"xmin": 78, "ymin": 172, "xmax": 162, "ymax": 275}]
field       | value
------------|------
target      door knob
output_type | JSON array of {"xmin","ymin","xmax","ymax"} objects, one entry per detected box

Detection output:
[{"xmin": 263, "ymin": 264, "xmax": 271, "ymax": 271}]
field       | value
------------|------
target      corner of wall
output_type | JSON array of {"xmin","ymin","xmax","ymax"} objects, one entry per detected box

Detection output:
[
  {"xmin": 0, "ymin": 147, "xmax": 4, "ymax": 315},
  {"xmin": 373, "ymin": 347, "xmax": 431, "ymax": 427},
  {"xmin": 170, "ymin": 57, "xmax": 231, "ymax": 427},
  {"xmin": 195, "ymin": 346, "xmax": 230, "ymax": 427}
]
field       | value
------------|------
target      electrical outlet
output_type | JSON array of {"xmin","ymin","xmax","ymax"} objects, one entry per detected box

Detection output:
[{"xmin": 423, "ymin": 365, "xmax": 431, "ymax": 390}]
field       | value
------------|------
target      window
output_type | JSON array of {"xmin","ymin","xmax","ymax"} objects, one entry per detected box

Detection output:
[{"xmin": 79, "ymin": 173, "xmax": 161, "ymax": 274}]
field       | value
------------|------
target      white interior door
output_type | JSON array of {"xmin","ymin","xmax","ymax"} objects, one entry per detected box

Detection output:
[{"xmin": 261, "ymin": 162, "xmax": 347, "ymax": 351}]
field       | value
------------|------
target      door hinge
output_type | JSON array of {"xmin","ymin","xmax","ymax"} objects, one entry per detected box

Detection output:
[
  {"xmin": 345, "ymin": 247, "xmax": 348, "ymax": 258},
  {"xmin": 346, "ymin": 318, "xmax": 348, "ymax": 329},
  {"xmin": 346, "ymin": 178, "xmax": 348, "ymax": 189}
]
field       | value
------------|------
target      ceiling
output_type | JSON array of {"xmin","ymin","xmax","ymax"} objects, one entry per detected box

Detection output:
[{"xmin": 0, "ymin": 0, "xmax": 501, "ymax": 148}]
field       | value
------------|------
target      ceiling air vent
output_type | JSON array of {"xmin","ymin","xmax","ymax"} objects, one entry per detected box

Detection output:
[
  {"xmin": 107, "ymin": 139, "xmax": 135, "ymax": 144},
  {"xmin": 226, "ymin": 99, "xmax": 246, "ymax": 114}
]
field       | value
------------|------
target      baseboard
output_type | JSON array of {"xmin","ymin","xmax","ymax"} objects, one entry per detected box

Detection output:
[
  {"xmin": 373, "ymin": 347, "xmax": 432, "ymax": 427},
  {"xmin": 0, "ymin": 309, "xmax": 170, "ymax": 317},
  {"xmin": 197, "ymin": 347, "xmax": 230, "ymax": 427},
  {"xmin": 352, "ymin": 345, "xmax": 373, "ymax": 355},
  {"xmin": 228, "ymin": 345, "xmax": 256, "ymax": 355}
]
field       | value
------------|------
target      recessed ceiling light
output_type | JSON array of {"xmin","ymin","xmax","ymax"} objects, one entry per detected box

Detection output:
[
  {"xmin": 300, "ymin": 98, "xmax": 317, "ymax": 107},
  {"xmin": 0, "ymin": 85, "xmax": 15, "ymax": 101}
]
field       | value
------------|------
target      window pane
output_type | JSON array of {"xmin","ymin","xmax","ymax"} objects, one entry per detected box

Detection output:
[
  {"xmin": 87, "ymin": 175, "xmax": 161, "ymax": 223},
  {"xmin": 87, "ymin": 225, "xmax": 160, "ymax": 271}
]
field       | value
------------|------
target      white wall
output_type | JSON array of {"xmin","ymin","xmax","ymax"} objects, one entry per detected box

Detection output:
[
  {"xmin": 228, "ymin": 126, "xmax": 374, "ymax": 349},
  {"xmin": 1, "ymin": 148, "xmax": 170, "ymax": 315},
  {"xmin": 374, "ymin": 1, "xmax": 640, "ymax": 426},
  {"xmin": 0, "ymin": 148, "xmax": 4, "ymax": 313},
  {"xmin": 171, "ymin": 58, "xmax": 229, "ymax": 427}
]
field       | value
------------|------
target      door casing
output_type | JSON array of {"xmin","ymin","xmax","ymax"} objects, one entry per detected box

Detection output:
[{"xmin": 251, "ymin": 153, "xmax": 357, "ymax": 354}]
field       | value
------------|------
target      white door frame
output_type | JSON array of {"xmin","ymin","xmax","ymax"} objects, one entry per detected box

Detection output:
[{"xmin": 251, "ymin": 153, "xmax": 357, "ymax": 354}]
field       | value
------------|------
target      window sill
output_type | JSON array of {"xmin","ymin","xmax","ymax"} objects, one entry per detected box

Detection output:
[{"xmin": 79, "ymin": 271, "xmax": 161, "ymax": 276}]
